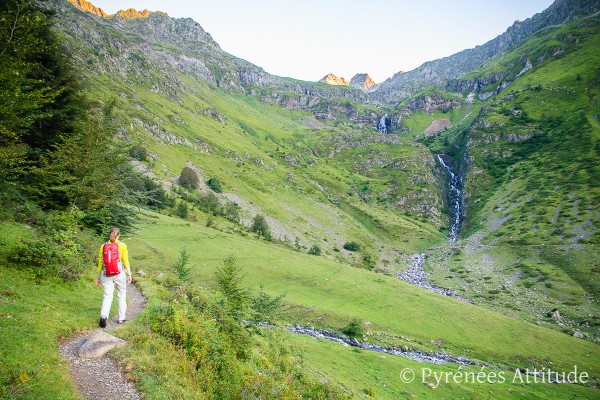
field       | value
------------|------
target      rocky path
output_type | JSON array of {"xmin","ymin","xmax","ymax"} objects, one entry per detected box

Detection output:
[{"xmin": 60, "ymin": 283, "xmax": 146, "ymax": 400}]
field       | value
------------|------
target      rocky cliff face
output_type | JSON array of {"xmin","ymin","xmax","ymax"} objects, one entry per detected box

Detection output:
[
  {"xmin": 350, "ymin": 73, "xmax": 375, "ymax": 91},
  {"xmin": 371, "ymin": 0, "xmax": 600, "ymax": 104},
  {"xmin": 116, "ymin": 8, "xmax": 153, "ymax": 19},
  {"xmin": 68, "ymin": 0, "xmax": 107, "ymax": 17},
  {"xmin": 319, "ymin": 73, "xmax": 350, "ymax": 86}
]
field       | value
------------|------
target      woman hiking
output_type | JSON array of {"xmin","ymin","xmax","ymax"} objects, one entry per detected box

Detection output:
[{"xmin": 96, "ymin": 227, "xmax": 132, "ymax": 328}]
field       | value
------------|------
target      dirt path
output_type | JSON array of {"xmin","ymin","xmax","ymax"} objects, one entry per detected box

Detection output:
[{"xmin": 59, "ymin": 283, "xmax": 146, "ymax": 400}]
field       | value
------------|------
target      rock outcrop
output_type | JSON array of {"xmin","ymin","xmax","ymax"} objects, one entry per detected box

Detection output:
[
  {"xmin": 350, "ymin": 73, "xmax": 375, "ymax": 91},
  {"xmin": 116, "ymin": 8, "xmax": 153, "ymax": 19},
  {"xmin": 68, "ymin": 0, "xmax": 107, "ymax": 17},
  {"xmin": 319, "ymin": 73, "xmax": 350, "ymax": 86}
]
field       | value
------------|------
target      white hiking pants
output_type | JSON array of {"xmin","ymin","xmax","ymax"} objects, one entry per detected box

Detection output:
[{"xmin": 100, "ymin": 271, "xmax": 127, "ymax": 321}]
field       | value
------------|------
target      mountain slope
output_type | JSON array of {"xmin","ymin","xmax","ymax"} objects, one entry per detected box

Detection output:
[
  {"xmin": 371, "ymin": 0, "xmax": 600, "ymax": 104},
  {"xmin": 52, "ymin": 0, "xmax": 447, "ymax": 269}
]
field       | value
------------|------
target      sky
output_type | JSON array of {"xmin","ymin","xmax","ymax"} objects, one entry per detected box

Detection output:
[{"xmin": 88, "ymin": 0, "xmax": 555, "ymax": 83}]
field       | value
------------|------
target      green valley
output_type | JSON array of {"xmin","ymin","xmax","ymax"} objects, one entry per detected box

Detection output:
[{"xmin": 1, "ymin": 0, "xmax": 598, "ymax": 398}]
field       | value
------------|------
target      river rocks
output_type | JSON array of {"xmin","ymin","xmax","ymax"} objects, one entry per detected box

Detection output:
[
  {"xmin": 397, "ymin": 254, "xmax": 470, "ymax": 302},
  {"xmin": 77, "ymin": 330, "xmax": 126, "ymax": 358},
  {"xmin": 289, "ymin": 325, "xmax": 473, "ymax": 366}
]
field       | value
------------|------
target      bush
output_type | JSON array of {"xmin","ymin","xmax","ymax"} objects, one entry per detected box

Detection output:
[
  {"xmin": 308, "ymin": 244, "xmax": 322, "ymax": 256},
  {"xmin": 362, "ymin": 253, "xmax": 376, "ymax": 270},
  {"xmin": 196, "ymin": 192, "xmax": 221, "ymax": 215},
  {"xmin": 224, "ymin": 202, "xmax": 240, "ymax": 223},
  {"xmin": 251, "ymin": 214, "xmax": 272, "ymax": 240},
  {"xmin": 207, "ymin": 176, "xmax": 223, "ymax": 193},
  {"xmin": 179, "ymin": 166, "xmax": 199, "ymax": 189},
  {"xmin": 129, "ymin": 144, "xmax": 148, "ymax": 161},
  {"xmin": 342, "ymin": 319, "xmax": 366, "ymax": 339},
  {"xmin": 343, "ymin": 241, "xmax": 360, "ymax": 251},
  {"xmin": 174, "ymin": 202, "xmax": 189, "ymax": 219},
  {"xmin": 10, "ymin": 208, "xmax": 91, "ymax": 281}
]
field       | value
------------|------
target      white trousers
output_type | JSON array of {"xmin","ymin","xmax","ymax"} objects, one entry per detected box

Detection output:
[{"xmin": 100, "ymin": 271, "xmax": 127, "ymax": 321}]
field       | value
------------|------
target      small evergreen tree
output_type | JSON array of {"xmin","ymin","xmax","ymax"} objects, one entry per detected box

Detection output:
[
  {"xmin": 215, "ymin": 256, "xmax": 250, "ymax": 321},
  {"xmin": 170, "ymin": 247, "xmax": 194, "ymax": 283}
]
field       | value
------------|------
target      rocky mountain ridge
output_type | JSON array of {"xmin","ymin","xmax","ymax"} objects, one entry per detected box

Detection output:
[
  {"xmin": 370, "ymin": 0, "xmax": 600, "ymax": 104},
  {"xmin": 319, "ymin": 73, "xmax": 376, "ymax": 91}
]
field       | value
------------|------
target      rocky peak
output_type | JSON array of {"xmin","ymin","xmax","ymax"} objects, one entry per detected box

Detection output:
[
  {"xmin": 68, "ymin": 0, "xmax": 107, "ymax": 17},
  {"xmin": 319, "ymin": 73, "xmax": 350, "ymax": 86},
  {"xmin": 116, "ymin": 8, "xmax": 153, "ymax": 19},
  {"xmin": 350, "ymin": 73, "xmax": 375, "ymax": 91}
]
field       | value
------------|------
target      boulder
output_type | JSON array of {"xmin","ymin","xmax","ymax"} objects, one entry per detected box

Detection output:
[
  {"xmin": 573, "ymin": 331, "xmax": 585, "ymax": 339},
  {"xmin": 77, "ymin": 330, "xmax": 126, "ymax": 358}
]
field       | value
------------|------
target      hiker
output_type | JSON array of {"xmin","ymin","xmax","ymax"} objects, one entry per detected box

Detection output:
[{"xmin": 96, "ymin": 227, "xmax": 132, "ymax": 328}]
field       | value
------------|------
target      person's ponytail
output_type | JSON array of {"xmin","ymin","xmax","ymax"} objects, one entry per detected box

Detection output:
[{"xmin": 109, "ymin": 227, "xmax": 121, "ymax": 242}]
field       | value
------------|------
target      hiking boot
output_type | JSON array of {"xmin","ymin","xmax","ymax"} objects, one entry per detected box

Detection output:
[{"xmin": 99, "ymin": 317, "xmax": 107, "ymax": 328}]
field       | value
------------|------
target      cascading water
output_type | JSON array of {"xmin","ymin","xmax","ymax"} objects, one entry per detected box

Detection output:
[
  {"xmin": 436, "ymin": 154, "xmax": 462, "ymax": 242},
  {"xmin": 377, "ymin": 114, "xmax": 388, "ymax": 133}
]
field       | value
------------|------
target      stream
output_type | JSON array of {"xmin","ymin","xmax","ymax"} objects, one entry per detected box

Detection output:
[
  {"xmin": 436, "ymin": 154, "xmax": 462, "ymax": 242},
  {"xmin": 289, "ymin": 325, "xmax": 474, "ymax": 366},
  {"xmin": 397, "ymin": 254, "xmax": 470, "ymax": 302}
]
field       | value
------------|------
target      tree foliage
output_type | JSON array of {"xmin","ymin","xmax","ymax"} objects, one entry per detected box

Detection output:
[
  {"xmin": 251, "ymin": 214, "xmax": 271, "ymax": 240},
  {"xmin": 0, "ymin": 0, "xmax": 83, "ymax": 182},
  {"xmin": 179, "ymin": 166, "xmax": 199, "ymax": 189}
]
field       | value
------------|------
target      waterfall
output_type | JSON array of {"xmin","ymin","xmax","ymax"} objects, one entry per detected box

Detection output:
[
  {"xmin": 377, "ymin": 114, "xmax": 388, "ymax": 133},
  {"xmin": 436, "ymin": 154, "xmax": 462, "ymax": 242}
]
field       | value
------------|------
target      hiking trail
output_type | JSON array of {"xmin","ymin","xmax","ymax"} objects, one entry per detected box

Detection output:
[{"xmin": 59, "ymin": 283, "xmax": 146, "ymax": 400}]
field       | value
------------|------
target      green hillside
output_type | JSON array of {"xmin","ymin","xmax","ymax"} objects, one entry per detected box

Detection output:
[{"xmin": 1, "ymin": 0, "xmax": 599, "ymax": 398}]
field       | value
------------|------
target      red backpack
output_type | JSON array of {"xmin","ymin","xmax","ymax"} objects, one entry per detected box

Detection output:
[{"xmin": 102, "ymin": 242, "xmax": 121, "ymax": 276}]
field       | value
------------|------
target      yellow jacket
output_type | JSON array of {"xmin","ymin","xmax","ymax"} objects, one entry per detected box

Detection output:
[{"xmin": 97, "ymin": 241, "xmax": 130, "ymax": 273}]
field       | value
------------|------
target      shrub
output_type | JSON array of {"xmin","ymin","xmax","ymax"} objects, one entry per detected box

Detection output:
[
  {"xmin": 179, "ymin": 166, "xmax": 199, "ymax": 189},
  {"xmin": 342, "ymin": 319, "xmax": 365, "ymax": 338},
  {"xmin": 343, "ymin": 241, "xmax": 360, "ymax": 251},
  {"xmin": 362, "ymin": 253, "xmax": 376, "ymax": 270},
  {"xmin": 129, "ymin": 144, "xmax": 148, "ymax": 161},
  {"xmin": 207, "ymin": 176, "xmax": 223, "ymax": 193},
  {"xmin": 196, "ymin": 192, "xmax": 221, "ymax": 215},
  {"xmin": 251, "ymin": 214, "xmax": 271, "ymax": 240},
  {"xmin": 308, "ymin": 244, "xmax": 322, "ymax": 256},
  {"xmin": 224, "ymin": 202, "xmax": 240, "ymax": 223},
  {"xmin": 174, "ymin": 202, "xmax": 189, "ymax": 219},
  {"xmin": 10, "ymin": 208, "xmax": 90, "ymax": 281}
]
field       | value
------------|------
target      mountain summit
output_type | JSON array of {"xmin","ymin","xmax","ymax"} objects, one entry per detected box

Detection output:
[
  {"xmin": 69, "ymin": 0, "xmax": 153, "ymax": 19},
  {"xmin": 319, "ymin": 73, "xmax": 349, "ymax": 86},
  {"xmin": 349, "ymin": 73, "xmax": 375, "ymax": 91}
]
